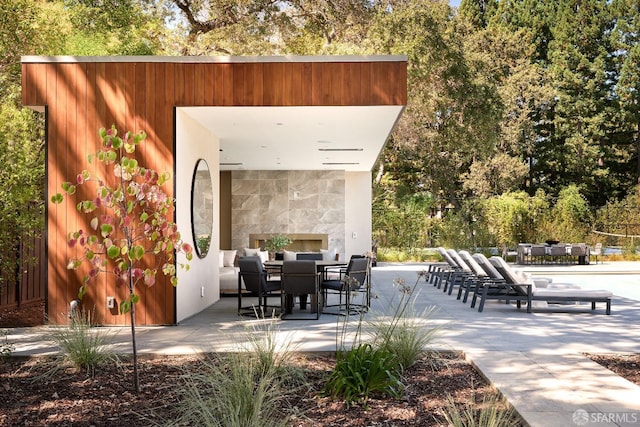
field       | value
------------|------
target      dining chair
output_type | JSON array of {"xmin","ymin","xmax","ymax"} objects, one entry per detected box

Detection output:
[
  {"xmin": 281, "ymin": 260, "xmax": 320, "ymax": 320},
  {"xmin": 591, "ymin": 243, "xmax": 603, "ymax": 264},
  {"xmin": 237, "ymin": 256, "xmax": 281, "ymax": 317},
  {"xmin": 321, "ymin": 257, "xmax": 369, "ymax": 315}
]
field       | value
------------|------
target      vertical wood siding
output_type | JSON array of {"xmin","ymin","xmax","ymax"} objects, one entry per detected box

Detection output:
[{"xmin": 21, "ymin": 59, "xmax": 407, "ymax": 325}]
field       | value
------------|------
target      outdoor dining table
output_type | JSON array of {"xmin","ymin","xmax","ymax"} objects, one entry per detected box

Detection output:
[{"xmin": 263, "ymin": 259, "xmax": 348, "ymax": 313}]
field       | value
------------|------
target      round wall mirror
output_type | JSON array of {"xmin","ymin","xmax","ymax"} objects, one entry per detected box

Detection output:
[{"xmin": 191, "ymin": 159, "xmax": 213, "ymax": 258}]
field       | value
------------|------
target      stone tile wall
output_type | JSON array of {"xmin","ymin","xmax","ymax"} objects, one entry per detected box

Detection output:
[{"xmin": 231, "ymin": 170, "xmax": 345, "ymax": 256}]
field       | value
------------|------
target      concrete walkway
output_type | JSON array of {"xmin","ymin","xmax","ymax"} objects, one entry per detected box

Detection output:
[{"xmin": 6, "ymin": 261, "xmax": 640, "ymax": 426}]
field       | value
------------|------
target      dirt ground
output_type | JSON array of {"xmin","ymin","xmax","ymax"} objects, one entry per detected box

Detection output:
[
  {"xmin": 1, "ymin": 303, "xmax": 637, "ymax": 426},
  {"xmin": 0, "ymin": 352, "xmax": 514, "ymax": 427},
  {"xmin": 0, "ymin": 302, "xmax": 45, "ymax": 328}
]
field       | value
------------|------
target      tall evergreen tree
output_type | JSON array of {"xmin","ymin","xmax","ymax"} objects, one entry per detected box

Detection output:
[
  {"xmin": 608, "ymin": 0, "xmax": 640, "ymax": 199},
  {"xmin": 489, "ymin": 0, "xmax": 558, "ymax": 64},
  {"xmin": 547, "ymin": 0, "xmax": 615, "ymax": 205},
  {"xmin": 458, "ymin": 0, "xmax": 498, "ymax": 28}
]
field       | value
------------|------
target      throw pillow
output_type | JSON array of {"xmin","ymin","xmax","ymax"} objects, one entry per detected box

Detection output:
[
  {"xmin": 283, "ymin": 249, "xmax": 297, "ymax": 261},
  {"xmin": 244, "ymin": 248, "xmax": 259, "ymax": 257},
  {"xmin": 258, "ymin": 250, "xmax": 269, "ymax": 263},
  {"xmin": 223, "ymin": 250, "xmax": 237, "ymax": 267},
  {"xmin": 321, "ymin": 248, "xmax": 337, "ymax": 261}
]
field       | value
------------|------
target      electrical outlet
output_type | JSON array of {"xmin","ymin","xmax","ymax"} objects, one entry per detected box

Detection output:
[{"xmin": 106, "ymin": 296, "xmax": 116, "ymax": 309}]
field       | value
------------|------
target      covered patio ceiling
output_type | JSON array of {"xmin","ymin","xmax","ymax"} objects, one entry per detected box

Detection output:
[{"xmin": 180, "ymin": 105, "xmax": 404, "ymax": 172}]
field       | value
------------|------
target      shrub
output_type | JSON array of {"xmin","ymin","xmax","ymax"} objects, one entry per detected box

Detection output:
[
  {"xmin": 443, "ymin": 392, "xmax": 519, "ymax": 427},
  {"xmin": 49, "ymin": 308, "xmax": 118, "ymax": 375},
  {"xmin": 169, "ymin": 318, "xmax": 300, "ymax": 427},
  {"xmin": 373, "ymin": 303, "xmax": 441, "ymax": 372},
  {"xmin": 323, "ymin": 343, "xmax": 403, "ymax": 408},
  {"xmin": 170, "ymin": 352, "xmax": 289, "ymax": 427},
  {"xmin": 323, "ymin": 271, "xmax": 442, "ymax": 407}
]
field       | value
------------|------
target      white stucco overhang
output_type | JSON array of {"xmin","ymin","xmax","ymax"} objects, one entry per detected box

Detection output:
[{"xmin": 181, "ymin": 105, "xmax": 404, "ymax": 172}]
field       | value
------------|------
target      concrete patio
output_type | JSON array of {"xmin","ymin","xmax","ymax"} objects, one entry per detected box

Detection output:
[{"xmin": 7, "ymin": 261, "xmax": 640, "ymax": 426}]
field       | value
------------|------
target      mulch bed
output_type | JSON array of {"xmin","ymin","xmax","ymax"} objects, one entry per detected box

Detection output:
[
  {"xmin": 2, "ymin": 302, "xmax": 638, "ymax": 426},
  {"xmin": 0, "ymin": 352, "xmax": 516, "ymax": 426}
]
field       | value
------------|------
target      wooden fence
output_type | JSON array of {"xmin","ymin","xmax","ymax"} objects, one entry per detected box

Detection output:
[{"xmin": 0, "ymin": 234, "xmax": 45, "ymax": 309}]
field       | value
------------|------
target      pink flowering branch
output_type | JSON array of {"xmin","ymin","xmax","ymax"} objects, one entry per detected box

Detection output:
[{"xmin": 51, "ymin": 125, "xmax": 193, "ymax": 392}]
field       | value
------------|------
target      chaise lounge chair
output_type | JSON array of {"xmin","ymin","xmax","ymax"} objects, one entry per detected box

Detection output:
[
  {"xmin": 486, "ymin": 256, "xmax": 612, "ymax": 315},
  {"xmin": 456, "ymin": 251, "xmax": 505, "ymax": 302},
  {"xmin": 428, "ymin": 247, "xmax": 468, "ymax": 290},
  {"xmin": 470, "ymin": 253, "xmax": 535, "ymax": 312}
]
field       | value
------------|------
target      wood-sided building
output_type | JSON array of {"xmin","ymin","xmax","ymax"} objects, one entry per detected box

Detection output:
[{"xmin": 21, "ymin": 56, "xmax": 407, "ymax": 325}]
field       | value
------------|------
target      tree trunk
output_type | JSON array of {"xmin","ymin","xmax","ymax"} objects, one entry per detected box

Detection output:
[{"xmin": 129, "ymin": 282, "xmax": 139, "ymax": 393}]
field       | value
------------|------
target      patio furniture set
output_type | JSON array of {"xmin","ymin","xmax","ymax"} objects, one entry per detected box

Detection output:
[
  {"xmin": 515, "ymin": 242, "xmax": 602, "ymax": 265},
  {"xmin": 428, "ymin": 247, "xmax": 612, "ymax": 314},
  {"xmin": 236, "ymin": 254, "xmax": 371, "ymax": 319}
]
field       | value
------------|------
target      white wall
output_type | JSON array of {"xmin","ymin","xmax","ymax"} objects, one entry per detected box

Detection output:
[
  {"xmin": 345, "ymin": 171, "xmax": 372, "ymax": 259},
  {"xmin": 175, "ymin": 110, "xmax": 220, "ymax": 323}
]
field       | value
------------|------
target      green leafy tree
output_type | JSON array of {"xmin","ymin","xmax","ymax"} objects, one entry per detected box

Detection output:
[
  {"xmin": 63, "ymin": 0, "xmax": 160, "ymax": 55},
  {"xmin": 0, "ymin": 0, "xmax": 67, "ymax": 293},
  {"xmin": 169, "ymin": 0, "xmax": 374, "ymax": 55},
  {"xmin": 52, "ymin": 127, "xmax": 193, "ymax": 392},
  {"xmin": 483, "ymin": 190, "xmax": 550, "ymax": 251},
  {"xmin": 368, "ymin": 0, "xmax": 502, "ymax": 210},
  {"xmin": 549, "ymin": 185, "xmax": 593, "ymax": 242}
]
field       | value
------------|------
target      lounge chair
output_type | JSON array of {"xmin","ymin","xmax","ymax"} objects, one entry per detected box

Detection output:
[
  {"xmin": 443, "ymin": 249, "xmax": 475, "ymax": 294},
  {"xmin": 488, "ymin": 256, "xmax": 612, "ymax": 315},
  {"xmin": 428, "ymin": 247, "xmax": 463, "ymax": 289},
  {"xmin": 470, "ymin": 254, "xmax": 534, "ymax": 312},
  {"xmin": 457, "ymin": 251, "xmax": 505, "ymax": 302}
]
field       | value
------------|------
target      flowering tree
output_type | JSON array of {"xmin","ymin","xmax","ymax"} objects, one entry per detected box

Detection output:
[{"xmin": 52, "ymin": 126, "xmax": 193, "ymax": 391}]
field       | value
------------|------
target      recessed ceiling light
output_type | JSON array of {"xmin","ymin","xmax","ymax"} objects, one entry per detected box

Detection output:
[
  {"xmin": 322, "ymin": 162, "xmax": 360, "ymax": 165},
  {"xmin": 220, "ymin": 162, "xmax": 243, "ymax": 166},
  {"xmin": 316, "ymin": 140, "xmax": 332, "ymax": 144}
]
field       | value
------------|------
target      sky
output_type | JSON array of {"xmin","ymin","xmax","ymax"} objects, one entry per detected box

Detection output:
[{"xmin": 450, "ymin": 0, "xmax": 461, "ymax": 7}]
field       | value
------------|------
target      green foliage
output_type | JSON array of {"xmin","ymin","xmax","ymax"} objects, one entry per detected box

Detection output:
[
  {"xmin": 196, "ymin": 234, "xmax": 211, "ymax": 257},
  {"xmin": 372, "ymin": 192, "xmax": 436, "ymax": 248},
  {"xmin": 263, "ymin": 234, "xmax": 292, "ymax": 253},
  {"xmin": 323, "ymin": 343, "xmax": 403, "ymax": 408},
  {"xmin": 372, "ymin": 301, "xmax": 441, "ymax": 373},
  {"xmin": 376, "ymin": 247, "xmax": 440, "ymax": 262},
  {"xmin": 323, "ymin": 271, "xmax": 442, "ymax": 408},
  {"xmin": 549, "ymin": 185, "xmax": 592, "ymax": 242},
  {"xmin": 443, "ymin": 392, "xmax": 519, "ymax": 427},
  {"xmin": 170, "ymin": 352, "xmax": 290, "ymax": 427},
  {"xmin": 594, "ymin": 192, "xmax": 640, "ymax": 246},
  {"xmin": 482, "ymin": 190, "xmax": 549, "ymax": 248},
  {"xmin": 49, "ymin": 309, "xmax": 118, "ymax": 375},
  {"xmin": 63, "ymin": 0, "xmax": 159, "ymax": 55},
  {"xmin": 170, "ymin": 320, "xmax": 299, "ymax": 427},
  {"xmin": 241, "ymin": 317, "xmax": 303, "ymax": 383}
]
